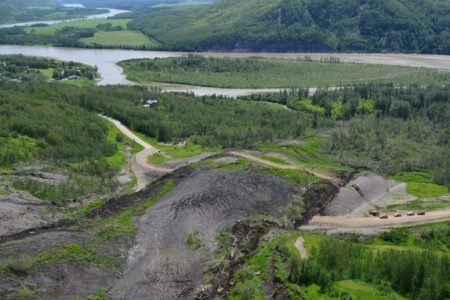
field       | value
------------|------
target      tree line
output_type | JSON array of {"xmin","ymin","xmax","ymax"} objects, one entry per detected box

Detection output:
[{"xmin": 289, "ymin": 237, "xmax": 449, "ymax": 300}]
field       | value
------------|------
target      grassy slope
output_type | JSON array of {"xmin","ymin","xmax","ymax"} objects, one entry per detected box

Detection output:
[
  {"xmin": 80, "ymin": 30, "xmax": 159, "ymax": 47},
  {"xmin": 119, "ymin": 57, "xmax": 450, "ymax": 88},
  {"xmin": 129, "ymin": 0, "xmax": 282, "ymax": 48}
]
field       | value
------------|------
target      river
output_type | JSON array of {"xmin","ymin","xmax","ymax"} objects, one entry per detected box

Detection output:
[{"xmin": 0, "ymin": 7, "xmax": 129, "ymax": 29}]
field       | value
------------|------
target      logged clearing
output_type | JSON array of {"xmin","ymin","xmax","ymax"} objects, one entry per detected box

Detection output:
[{"xmin": 80, "ymin": 30, "xmax": 159, "ymax": 48}]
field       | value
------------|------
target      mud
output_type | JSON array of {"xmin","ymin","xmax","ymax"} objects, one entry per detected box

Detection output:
[{"xmin": 111, "ymin": 167, "xmax": 296, "ymax": 300}]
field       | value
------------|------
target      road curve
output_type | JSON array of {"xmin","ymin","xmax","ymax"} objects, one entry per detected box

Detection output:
[
  {"xmin": 100, "ymin": 115, "xmax": 173, "ymax": 190},
  {"xmin": 230, "ymin": 151, "xmax": 343, "ymax": 186}
]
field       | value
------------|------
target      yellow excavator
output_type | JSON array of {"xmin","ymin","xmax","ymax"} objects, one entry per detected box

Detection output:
[{"xmin": 351, "ymin": 184, "xmax": 361, "ymax": 191}]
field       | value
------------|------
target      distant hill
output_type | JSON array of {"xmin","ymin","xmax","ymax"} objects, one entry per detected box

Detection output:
[
  {"xmin": 130, "ymin": 0, "xmax": 450, "ymax": 53},
  {"xmin": 61, "ymin": 0, "xmax": 215, "ymax": 9},
  {"xmin": 0, "ymin": 0, "xmax": 106, "ymax": 24}
]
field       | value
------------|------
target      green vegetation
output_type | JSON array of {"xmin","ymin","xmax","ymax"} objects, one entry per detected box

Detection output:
[
  {"xmin": 4, "ymin": 80, "xmax": 448, "ymax": 190},
  {"xmin": 80, "ymin": 30, "xmax": 159, "ymax": 48},
  {"xmin": 136, "ymin": 132, "xmax": 217, "ymax": 159},
  {"xmin": 257, "ymin": 136, "xmax": 349, "ymax": 173},
  {"xmin": 130, "ymin": 0, "xmax": 450, "ymax": 53},
  {"xmin": 332, "ymin": 280, "xmax": 407, "ymax": 300},
  {"xmin": 389, "ymin": 172, "xmax": 449, "ymax": 197},
  {"xmin": 148, "ymin": 153, "xmax": 167, "ymax": 165},
  {"xmin": 0, "ymin": 55, "xmax": 97, "ymax": 82},
  {"xmin": 0, "ymin": 18, "xmax": 159, "ymax": 49},
  {"xmin": 119, "ymin": 55, "xmax": 450, "ymax": 88},
  {"xmin": 96, "ymin": 180, "xmax": 174, "ymax": 239},
  {"xmin": 186, "ymin": 231, "xmax": 205, "ymax": 250},
  {"xmin": 387, "ymin": 199, "xmax": 450, "ymax": 213},
  {"xmin": 0, "ymin": 189, "xmax": 9, "ymax": 196},
  {"xmin": 35, "ymin": 242, "xmax": 120, "ymax": 268},
  {"xmin": 0, "ymin": 0, "xmax": 107, "ymax": 25},
  {"xmin": 24, "ymin": 19, "xmax": 131, "ymax": 35},
  {"xmin": 374, "ymin": 221, "xmax": 450, "ymax": 253},
  {"xmin": 104, "ymin": 121, "xmax": 143, "ymax": 172},
  {"xmin": 230, "ymin": 225, "xmax": 450, "ymax": 300},
  {"xmin": 261, "ymin": 155, "xmax": 288, "ymax": 165}
]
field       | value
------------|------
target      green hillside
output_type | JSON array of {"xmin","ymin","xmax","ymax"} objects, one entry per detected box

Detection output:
[{"xmin": 130, "ymin": 0, "xmax": 450, "ymax": 53}]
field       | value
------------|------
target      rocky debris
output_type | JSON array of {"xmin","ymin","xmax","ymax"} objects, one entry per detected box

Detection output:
[
  {"xmin": 198, "ymin": 220, "xmax": 273, "ymax": 300},
  {"xmin": 325, "ymin": 173, "xmax": 415, "ymax": 217}
]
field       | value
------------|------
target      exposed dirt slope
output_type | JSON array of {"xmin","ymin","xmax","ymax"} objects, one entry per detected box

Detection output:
[{"xmin": 111, "ymin": 167, "xmax": 296, "ymax": 299}]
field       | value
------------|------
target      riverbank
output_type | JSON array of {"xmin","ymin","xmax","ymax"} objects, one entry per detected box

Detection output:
[{"xmin": 1, "ymin": 45, "xmax": 450, "ymax": 96}]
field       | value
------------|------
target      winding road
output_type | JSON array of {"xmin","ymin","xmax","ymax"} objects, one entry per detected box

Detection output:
[
  {"xmin": 100, "ymin": 116, "xmax": 174, "ymax": 190},
  {"xmin": 101, "ymin": 115, "xmax": 345, "ymax": 190}
]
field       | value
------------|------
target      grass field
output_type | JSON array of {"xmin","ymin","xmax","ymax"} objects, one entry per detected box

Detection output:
[
  {"xmin": 389, "ymin": 171, "xmax": 449, "ymax": 197},
  {"xmin": 104, "ymin": 121, "xmax": 143, "ymax": 172},
  {"xmin": 132, "ymin": 130, "xmax": 217, "ymax": 159},
  {"xmin": 257, "ymin": 136, "xmax": 350, "ymax": 173},
  {"xmin": 58, "ymin": 78, "xmax": 96, "ymax": 87},
  {"xmin": 332, "ymin": 280, "xmax": 407, "ymax": 300},
  {"xmin": 25, "ymin": 19, "xmax": 131, "ymax": 35},
  {"xmin": 148, "ymin": 153, "xmax": 167, "ymax": 165},
  {"xmin": 80, "ymin": 30, "xmax": 159, "ymax": 48},
  {"xmin": 119, "ymin": 56, "xmax": 450, "ymax": 88}
]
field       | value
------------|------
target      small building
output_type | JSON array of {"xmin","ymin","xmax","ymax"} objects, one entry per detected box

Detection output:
[{"xmin": 146, "ymin": 99, "xmax": 158, "ymax": 105}]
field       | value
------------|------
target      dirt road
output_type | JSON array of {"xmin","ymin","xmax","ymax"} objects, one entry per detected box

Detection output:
[
  {"xmin": 230, "ymin": 151, "xmax": 343, "ymax": 186},
  {"xmin": 303, "ymin": 209, "xmax": 450, "ymax": 231},
  {"xmin": 100, "ymin": 116, "xmax": 173, "ymax": 190},
  {"xmin": 295, "ymin": 237, "xmax": 307, "ymax": 259}
]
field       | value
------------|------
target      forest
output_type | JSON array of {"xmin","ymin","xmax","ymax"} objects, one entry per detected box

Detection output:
[
  {"xmin": 244, "ymin": 84, "xmax": 450, "ymax": 186},
  {"xmin": 290, "ymin": 236, "xmax": 449, "ymax": 299},
  {"xmin": 2, "ymin": 80, "xmax": 448, "ymax": 190},
  {"xmin": 130, "ymin": 0, "xmax": 450, "ymax": 53}
]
